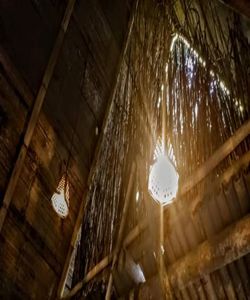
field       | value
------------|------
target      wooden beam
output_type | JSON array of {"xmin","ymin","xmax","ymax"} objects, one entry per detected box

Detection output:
[
  {"xmin": 126, "ymin": 213, "xmax": 250, "ymax": 296},
  {"xmin": 123, "ymin": 219, "xmax": 148, "ymax": 248},
  {"xmin": 167, "ymin": 214, "xmax": 250, "ymax": 290},
  {"xmin": 112, "ymin": 214, "xmax": 250, "ymax": 297},
  {"xmin": 57, "ymin": 2, "xmax": 138, "ymax": 298},
  {"xmin": 126, "ymin": 149, "xmax": 250, "ymax": 264},
  {"xmin": 0, "ymin": 0, "xmax": 76, "ymax": 232},
  {"xmin": 180, "ymin": 120, "xmax": 250, "ymax": 195},
  {"xmin": 190, "ymin": 150, "xmax": 250, "ymax": 214},
  {"xmin": 63, "ymin": 254, "xmax": 113, "ymax": 299},
  {"xmin": 62, "ymin": 220, "xmax": 148, "ymax": 299}
]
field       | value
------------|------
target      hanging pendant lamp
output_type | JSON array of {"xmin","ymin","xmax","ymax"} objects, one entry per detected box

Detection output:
[
  {"xmin": 51, "ymin": 173, "xmax": 69, "ymax": 218},
  {"xmin": 50, "ymin": 64, "xmax": 87, "ymax": 219},
  {"xmin": 148, "ymin": 61, "xmax": 179, "ymax": 206},
  {"xmin": 148, "ymin": 154, "xmax": 179, "ymax": 206}
]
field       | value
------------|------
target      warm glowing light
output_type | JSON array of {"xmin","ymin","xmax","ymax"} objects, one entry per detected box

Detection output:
[
  {"xmin": 170, "ymin": 34, "xmax": 230, "ymax": 96},
  {"xmin": 51, "ymin": 174, "xmax": 69, "ymax": 218},
  {"xmin": 157, "ymin": 97, "xmax": 162, "ymax": 108},
  {"xmin": 148, "ymin": 155, "xmax": 179, "ymax": 205},
  {"xmin": 136, "ymin": 191, "xmax": 140, "ymax": 202}
]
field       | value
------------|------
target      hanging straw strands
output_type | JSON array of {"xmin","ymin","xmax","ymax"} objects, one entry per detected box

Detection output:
[
  {"xmin": 70, "ymin": 0, "xmax": 250, "ymax": 298},
  {"xmin": 71, "ymin": 1, "xmax": 173, "ymax": 297}
]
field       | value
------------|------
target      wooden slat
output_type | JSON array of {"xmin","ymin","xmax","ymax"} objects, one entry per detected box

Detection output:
[
  {"xmin": 62, "ymin": 220, "xmax": 148, "ymax": 299},
  {"xmin": 0, "ymin": 212, "xmax": 57, "ymax": 299},
  {"xmin": 8, "ymin": 205, "xmax": 61, "ymax": 276},
  {"xmin": 180, "ymin": 120, "xmax": 250, "ymax": 195},
  {"xmin": 167, "ymin": 214, "xmax": 250, "ymax": 289},
  {"xmin": 0, "ymin": 70, "xmax": 28, "ymax": 194},
  {"xmin": 63, "ymin": 254, "xmax": 113, "ymax": 299}
]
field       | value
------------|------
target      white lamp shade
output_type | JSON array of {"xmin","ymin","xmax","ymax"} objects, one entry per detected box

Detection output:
[
  {"xmin": 51, "ymin": 174, "xmax": 69, "ymax": 218},
  {"xmin": 148, "ymin": 155, "xmax": 179, "ymax": 205}
]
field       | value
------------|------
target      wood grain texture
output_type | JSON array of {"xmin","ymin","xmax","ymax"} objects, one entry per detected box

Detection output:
[{"xmin": 0, "ymin": 0, "xmax": 131, "ymax": 299}]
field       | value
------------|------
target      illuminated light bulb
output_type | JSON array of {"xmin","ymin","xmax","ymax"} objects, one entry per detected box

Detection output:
[
  {"xmin": 51, "ymin": 174, "xmax": 69, "ymax": 218},
  {"xmin": 148, "ymin": 155, "xmax": 179, "ymax": 206}
]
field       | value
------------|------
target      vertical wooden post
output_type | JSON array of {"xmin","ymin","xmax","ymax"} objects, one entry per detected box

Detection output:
[{"xmin": 0, "ymin": 0, "xmax": 76, "ymax": 232}]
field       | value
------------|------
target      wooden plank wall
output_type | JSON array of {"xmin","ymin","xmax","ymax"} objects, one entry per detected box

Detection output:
[{"xmin": 0, "ymin": 0, "xmax": 132, "ymax": 299}]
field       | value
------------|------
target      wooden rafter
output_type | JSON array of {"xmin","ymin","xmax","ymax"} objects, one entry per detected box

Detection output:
[
  {"xmin": 180, "ymin": 120, "xmax": 250, "ymax": 195},
  {"xmin": 168, "ymin": 214, "xmax": 250, "ymax": 289}
]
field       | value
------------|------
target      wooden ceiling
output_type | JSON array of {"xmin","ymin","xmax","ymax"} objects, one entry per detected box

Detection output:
[
  {"xmin": 0, "ymin": 0, "xmax": 250, "ymax": 299},
  {"xmin": 0, "ymin": 0, "xmax": 132, "ymax": 299}
]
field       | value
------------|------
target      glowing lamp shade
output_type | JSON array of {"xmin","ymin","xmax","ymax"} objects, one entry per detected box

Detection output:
[
  {"xmin": 51, "ymin": 174, "xmax": 69, "ymax": 218},
  {"xmin": 148, "ymin": 155, "xmax": 179, "ymax": 205}
]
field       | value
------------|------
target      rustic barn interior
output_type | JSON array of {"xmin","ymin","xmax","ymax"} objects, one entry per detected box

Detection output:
[{"xmin": 0, "ymin": 0, "xmax": 250, "ymax": 299}]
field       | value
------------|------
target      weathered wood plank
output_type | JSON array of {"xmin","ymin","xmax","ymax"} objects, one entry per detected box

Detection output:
[
  {"xmin": 180, "ymin": 120, "xmax": 250, "ymax": 195},
  {"xmin": 43, "ymin": 19, "xmax": 99, "ymax": 169},
  {"xmin": 74, "ymin": 0, "xmax": 120, "ymax": 88},
  {"xmin": 167, "ymin": 214, "xmax": 250, "ymax": 290},
  {"xmin": 9, "ymin": 204, "xmax": 61, "ymax": 276},
  {"xmin": 10, "ymin": 116, "xmax": 87, "ymax": 266},
  {"xmin": 98, "ymin": 0, "xmax": 132, "ymax": 47},
  {"xmin": 0, "ymin": 69, "xmax": 27, "ymax": 198},
  {"xmin": 0, "ymin": 213, "xmax": 57, "ymax": 299}
]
